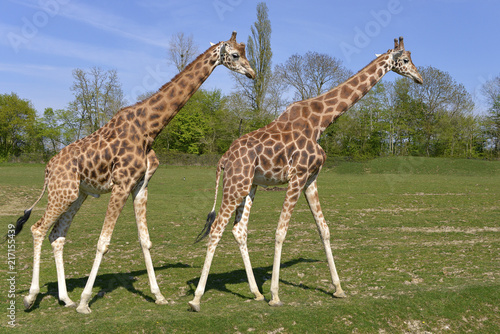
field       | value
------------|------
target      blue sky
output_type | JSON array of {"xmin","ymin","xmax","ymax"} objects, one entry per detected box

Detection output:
[{"xmin": 1, "ymin": 0, "xmax": 499, "ymax": 115}]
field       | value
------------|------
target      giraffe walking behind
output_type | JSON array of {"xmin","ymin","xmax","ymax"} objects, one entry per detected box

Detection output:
[
  {"xmin": 188, "ymin": 37, "xmax": 423, "ymax": 312},
  {"xmin": 12, "ymin": 32, "xmax": 255, "ymax": 314}
]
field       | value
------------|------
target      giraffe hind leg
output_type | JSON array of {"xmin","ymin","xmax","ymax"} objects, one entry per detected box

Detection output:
[
  {"xmin": 24, "ymin": 191, "xmax": 79, "ymax": 310},
  {"xmin": 48, "ymin": 192, "xmax": 88, "ymax": 308},
  {"xmin": 231, "ymin": 185, "xmax": 264, "ymax": 301},
  {"xmin": 188, "ymin": 198, "xmax": 241, "ymax": 312}
]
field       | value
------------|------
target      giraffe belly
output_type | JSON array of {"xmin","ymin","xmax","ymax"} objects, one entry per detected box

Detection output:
[
  {"xmin": 79, "ymin": 179, "xmax": 113, "ymax": 197},
  {"xmin": 253, "ymin": 172, "xmax": 287, "ymax": 187}
]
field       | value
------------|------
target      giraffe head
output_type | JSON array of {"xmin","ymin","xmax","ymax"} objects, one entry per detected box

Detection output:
[
  {"xmin": 387, "ymin": 37, "xmax": 423, "ymax": 84},
  {"xmin": 217, "ymin": 31, "xmax": 256, "ymax": 79}
]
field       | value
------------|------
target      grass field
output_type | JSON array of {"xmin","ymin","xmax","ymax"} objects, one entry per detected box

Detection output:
[{"xmin": 1, "ymin": 157, "xmax": 499, "ymax": 333}]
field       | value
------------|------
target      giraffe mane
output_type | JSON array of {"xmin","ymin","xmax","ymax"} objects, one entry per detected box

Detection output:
[{"xmin": 157, "ymin": 43, "xmax": 220, "ymax": 92}]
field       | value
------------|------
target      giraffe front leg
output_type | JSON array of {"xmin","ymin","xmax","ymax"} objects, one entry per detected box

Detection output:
[
  {"xmin": 51, "ymin": 238, "xmax": 76, "ymax": 307},
  {"xmin": 304, "ymin": 180, "xmax": 346, "ymax": 298},
  {"xmin": 269, "ymin": 181, "xmax": 303, "ymax": 307},
  {"xmin": 232, "ymin": 185, "xmax": 264, "ymax": 301},
  {"xmin": 188, "ymin": 234, "xmax": 219, "ymax": 312},
  {"xmin": 76, "ymin": 186, "xmax": 129, "ymax": 314},
  {"xmin": 132, "ymin": 180, "xmax": 167, "ymax": 305}
]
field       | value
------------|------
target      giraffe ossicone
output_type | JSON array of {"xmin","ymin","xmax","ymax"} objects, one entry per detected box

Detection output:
[
  {"xmin": 188, "ymin": 36, "xmax": 422, "ymax": 312},
  {"xmin": 12, "ymin": 31, "xmax": 254, "ymax": 314}
]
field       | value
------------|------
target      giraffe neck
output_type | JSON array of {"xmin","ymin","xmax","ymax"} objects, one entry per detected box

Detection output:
[
  {"xmin": 317, "ymin": 54, "xmax": 392, "ymax": 134},
  {"xmin": 277, "ymin": 54, "xmax": 392, "ymax": 140},
  {"xmin": 132, "ymin": 44, "xmax": 221, "ymax": 140}
]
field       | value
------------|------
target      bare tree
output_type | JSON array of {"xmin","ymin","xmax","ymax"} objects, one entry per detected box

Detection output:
[
  {"xmin": 69, "ymin": 67, "xmax": 125, "ymax": 139},
  {"xmin": 275, "ymin": 51, "xmax": 353, "ymax": 101},
  {"xmin": 167, "ymin": 32, "xmax": 199, "ymax": 72},
  {"xmin": 481, "ymin": 75, "xmax": 500, "ymax": 153}
]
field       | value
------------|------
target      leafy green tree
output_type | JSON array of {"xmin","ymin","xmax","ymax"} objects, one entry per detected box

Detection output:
[
  {"xmin": 40, "ymin": 108, "xmax": 62, "ymax": 154},
  {"xmin": 406, "ymin": 66, "xmax": 474, "ymax": 156},
  {"xmin": 153, "ymin": 89, "xmax": 235, "ymax": 155},
  {"xmin": 0, "ymin": 93, "xmax": 42, "ymax": 159}
]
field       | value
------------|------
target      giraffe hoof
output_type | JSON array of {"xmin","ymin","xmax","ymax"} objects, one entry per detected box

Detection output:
[
  {"xmin": 155, "ymin": 298, "xmax": 168, "ymax": 305},
  {"xmin": 254, "ymin": 294, "xmax": 265, "ymax": 301},
  {"xmin": 188, "ymin": 301, "xmax": 201, "ymax": 312},
  {"xmin": 23, "ymin": 295, "xmax": 35, "ymax": 310},
  {"xmin": 76, "ymin": 304, "xmax": 92, "ymax": 314},
  {"xmin": 268, "ymin": 300, "xmax": 283, "ymax": 307},
  {"xmin": 334, "ymin": 291, "xmax": 347, "ymax": 298},
  {"xmin": 64, "ymin": 301, "xmax": 78, "ymax": 308}
]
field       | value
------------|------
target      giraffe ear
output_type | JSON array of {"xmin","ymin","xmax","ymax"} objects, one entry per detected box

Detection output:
[
  {"xmin": 220, "ymin": 43, "xmax": 227, "ymax": 55},
  {"xmin": 375, "ymin": 54, "xmax": 382, "ymax": 57},
  {"xmin": 210, "ymin": 42, "xmax": 215, "ymax": 46}
]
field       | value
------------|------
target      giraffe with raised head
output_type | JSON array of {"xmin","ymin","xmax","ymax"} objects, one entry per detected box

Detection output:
[
  {"xmin": 188, "ymin": 37, "xmax": 423, "ymax": 311},
  {"xmin": 12, "ymin": 31, "xmax": 255, "ymax": 314}
]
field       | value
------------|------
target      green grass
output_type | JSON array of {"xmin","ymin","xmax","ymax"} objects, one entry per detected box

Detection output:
[{"xmin": 1, "ymin": 157, "xmax": 499, "ymax": 333}]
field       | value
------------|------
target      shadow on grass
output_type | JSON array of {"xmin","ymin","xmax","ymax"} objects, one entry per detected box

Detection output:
[
  {"xmin": 22, "ymin": 262, "xmax": 190, "ymax": 312},
  {"xmin": 187, "ymin": 257, "xmax": 332, "ymax": 300}
]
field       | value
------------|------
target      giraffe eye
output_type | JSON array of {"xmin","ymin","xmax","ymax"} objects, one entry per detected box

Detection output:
[
  {"xmin": 232, "ymin": 53, "xmax": 240, "ymax": 59},
  {"xmin": 403, "ymin": 58, "xmax": 409, "ymax": 64}
]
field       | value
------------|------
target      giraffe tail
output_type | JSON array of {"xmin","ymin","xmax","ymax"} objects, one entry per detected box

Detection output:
[
  {"xmin": 11, "ymin": 174, "xmax": 48, "ymax": 238},
  {"xmin": 194, "ymin": 156, "xmax": 225, "ymax": 243}
]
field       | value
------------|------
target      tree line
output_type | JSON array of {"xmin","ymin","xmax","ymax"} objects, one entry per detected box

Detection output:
[{"xmin": 1, "ymin": 3, "xmax": 499, "ymax": 162}]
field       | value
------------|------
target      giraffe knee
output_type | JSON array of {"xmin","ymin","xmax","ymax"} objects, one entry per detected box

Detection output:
[
  {"xmin": 275, "ymin": 229, "xmax": 287, "ymax": 244},
  {"xmin": 139, "ymin": 237, "xmax": 152, "ymax": 250},
  {"xmin": 232, "ymin": 224, "xmax": 247, "ymax": 245},
  {"xmin": 97, "ymin": 239, "xmax": 110, "ymax": 254},
  {"xmin": 30, "ymin": 224, "xmax": 46, "ymax": 240},
  {"xmin": 50, "ymin": 237, "xmax": 66, "ymax": 250},
  {"xmin": 48, "ymin": 225, "xmax": 66, "ymax": 243}
]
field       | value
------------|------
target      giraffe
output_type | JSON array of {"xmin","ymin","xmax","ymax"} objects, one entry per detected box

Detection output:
[
  {"xmin": 188, "ymin": 37, "xmax": 423, "ymax": 311},
  {"xmin": 12, "ymin": 31, "xmax": 255, "ymax": 314}
]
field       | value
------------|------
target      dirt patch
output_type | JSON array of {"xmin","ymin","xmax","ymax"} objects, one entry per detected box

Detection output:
[
  {"xmin": 360, "ymin": 207, "xmax": 431, "ymax": 214},
  {"xmin": 400, "ymin": 226, "xmax": 500, "ymax": 234},
  {"xmin": 0, "ymin": 185, "xmax": 42, "ymax": 216}
]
